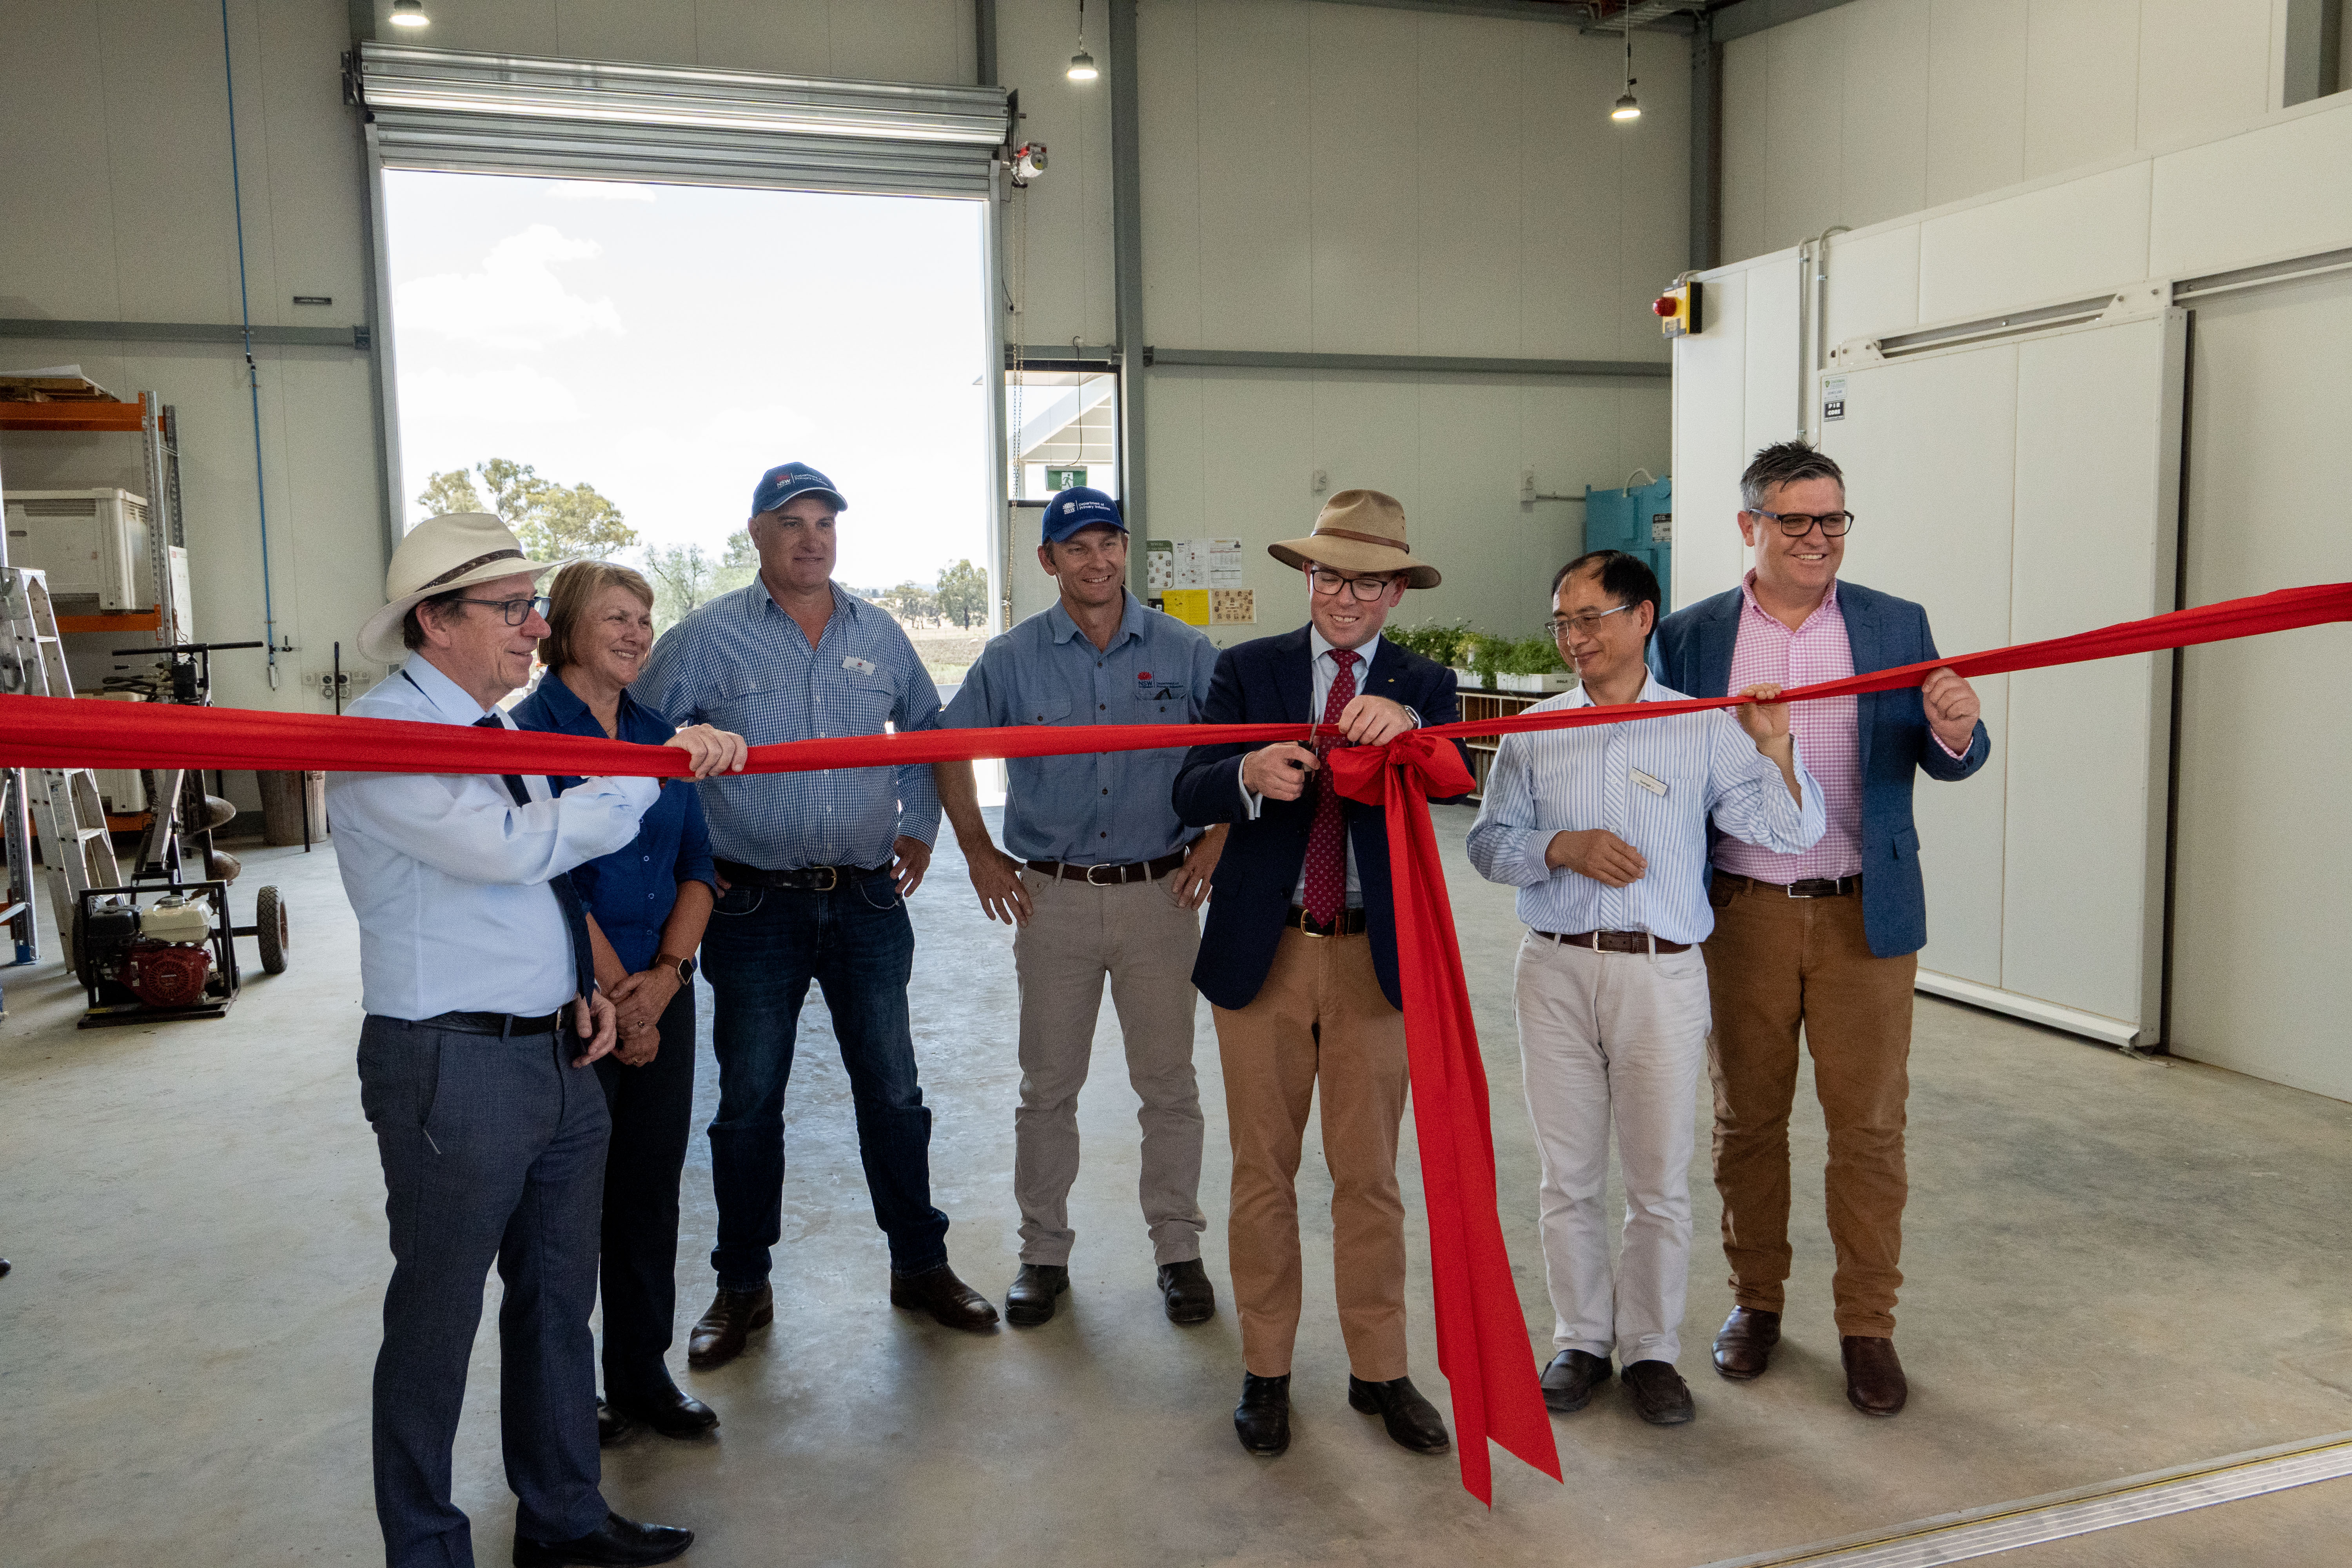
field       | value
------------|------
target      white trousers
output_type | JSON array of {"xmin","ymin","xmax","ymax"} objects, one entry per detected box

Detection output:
[{"xmin": 1515, "ymin": 931, "xmax": 1712, "ymax": 1367}]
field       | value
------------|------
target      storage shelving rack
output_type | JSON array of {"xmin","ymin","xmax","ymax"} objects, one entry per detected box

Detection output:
[{"xmin": 1456, "ymin": 687, "xmax": 1552, "ymax": 801}]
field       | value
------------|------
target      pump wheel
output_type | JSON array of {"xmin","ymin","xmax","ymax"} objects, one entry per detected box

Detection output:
[{"xmin": 255, "ymin": 886, "xmax": 289, "ymax": 975}]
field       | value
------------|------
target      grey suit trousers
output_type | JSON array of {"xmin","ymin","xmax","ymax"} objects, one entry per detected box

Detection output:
[{"xmin": 358, "ymin": 1014, "xmax": 612, "ymax": 1568}]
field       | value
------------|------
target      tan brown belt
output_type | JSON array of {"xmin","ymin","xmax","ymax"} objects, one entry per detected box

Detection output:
[
  {"xmin": 1287, "ymin": 904, "xmax": 1368, "ymax": 936},
  {"xmin": 1025, "ymin": 849, "xmax": 1189, "ymax": 886},
  {"xmin": 1533, "ymin": 929, "xmax": 1692, "ymax": 955}
]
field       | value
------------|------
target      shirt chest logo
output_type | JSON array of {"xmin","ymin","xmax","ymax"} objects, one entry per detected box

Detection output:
[{"xmin": 1134, "ymin": 670, "xmax": 1187, "ymax": 702}]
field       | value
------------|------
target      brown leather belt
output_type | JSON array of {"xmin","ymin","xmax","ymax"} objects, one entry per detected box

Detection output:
[
  {"xmin": 1287, "ymin": 905, "xmax": 1368, "ymax": 937},
  {"xmin": 1534, "ymin": 929, "xmax": 1692, "ymax": 955},
  {"xmin": 1025, "ymin": 849, "xmax": 1189, "ymax": 886},
  {"xmin": 1714, "ymin": 872, "xmax": 1861, "ymax": 899}
]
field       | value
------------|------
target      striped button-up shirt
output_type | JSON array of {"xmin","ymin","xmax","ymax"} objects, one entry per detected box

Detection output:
[
  {"xmin": 1466, "ymin": 674, "xmax": 1826, "ymax": 945},
  {"xmin": 632, "ymin": 578, "xmax": 942, "ymax": 870}
]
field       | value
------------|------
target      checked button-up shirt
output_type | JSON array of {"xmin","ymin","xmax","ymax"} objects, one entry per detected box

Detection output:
[
  {"xmin": 942, "ymin": 590, "xmax": 1220, "ymax": 865},
  {"xmin": 633, "ymin": 577, "xmax": 942, "ymax": 871}
]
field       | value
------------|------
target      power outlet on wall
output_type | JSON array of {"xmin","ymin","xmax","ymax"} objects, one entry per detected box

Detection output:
[{"xmin": 310, "ymin": 667, "xmax": 379, "ymax": 704}]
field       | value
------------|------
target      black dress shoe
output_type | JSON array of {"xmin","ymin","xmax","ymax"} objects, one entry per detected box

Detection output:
[
  {"xmin": 1347, "ymin": 1375, "xmax": 1450, "ymax": 1454},
  {"xmin": 1234, "ymin": 1372, "xmax": 1290, "ymax": 1456},
  {"xmin": 608, "ymin": 1381, "xmax": 720, "ymax": 1439},
  {"xmin": 596, "ymin": 1401, "xmax": 626, "ymax": 1448},
  {"xmin": 1841, "ymin": 1335, "xmax": 1908, "ymax": 1416},
  {"xmin": 512, "ymin": 1510, "xmax": 693, "ymax": 1567},
  {"xmin": 889, "ymin": 1262, "xmax": 1000, "ymax": 1331},
  {"xmin": 1005, "ymin": 1263, "xmax": 1069, "ymax": 1327},
  {"xmin": 686, "ymin": 1285, "xmax": 771, "ymax": 1371},
  {"xmin": 1157, "ymin": 1259, "xmax": 1216, "ymax": 1324},
  {"xmin": 1621, "ymin": 1359, "xmax": 1696, "ymax": 1426},
  {"xmin": 1539, "ymin": 1349, "xmax": 1612, "ymax": 1413},
  {"xmin": 1712, "ymin": 1306, "xmax": 1781, "ymax": 1381}
]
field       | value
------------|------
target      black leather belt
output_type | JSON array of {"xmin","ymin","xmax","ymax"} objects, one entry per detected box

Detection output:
[
  {"xmin": 419, "ymin": 1007, "xmax": 570, "ymax": 1038},
  {"xmin": 1026, "ymin": 849, "xmax": 1189, "ymax": 885},
  {"xmin": 715, "ymin": 858, "xmax": 889, "ymax": 891},
  {"xmin": 1287, "ymin": 905, "xmax": 1368, "ymax": 937},
  {"xmin": 1534, "ymin": 929, "xmax": 1692, "ymax": 955},
  {"xmin": 1715, "ymin": 872, "xmax": 1861, "ymax": 899}
]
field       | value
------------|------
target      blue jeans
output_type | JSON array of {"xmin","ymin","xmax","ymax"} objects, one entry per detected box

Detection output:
[{"xmin": 701, "ymin": 873, "xmax": 949, "ymax": 1288}]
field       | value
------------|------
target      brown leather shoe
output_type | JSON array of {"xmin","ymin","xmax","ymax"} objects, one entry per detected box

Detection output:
[
  {"xmin": 1841, "ymin": 1334, "xmax": 1908, "ymax": 1416},
  {"xmin": 1712, "ymin": 1306, "xmax": 1781, "ymax": 1381},
  {"xmin": 686, "ymin": 1284, "xmax": 773, "ymax": 1370},
  {"xmin": 889, "ymin": 1262, "xmax": 1000, "ymax": 1331}
]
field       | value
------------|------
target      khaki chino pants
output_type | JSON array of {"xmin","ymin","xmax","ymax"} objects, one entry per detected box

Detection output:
[
  {"xmin": 1011, "ymin": 867, "xmax": 1208, "ymax": 1267},
  {"xmin": 1211, "ymin": 927, "xmax": 1411, "ymax": 1382},
  {"xmin": 1701, "ymin": 877, "xmax": 1916, "ymax": 1338}
]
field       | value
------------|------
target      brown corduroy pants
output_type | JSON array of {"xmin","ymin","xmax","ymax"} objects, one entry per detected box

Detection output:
[
  {"xmin": 1700, "ymin": 877, "xmax": 1917, "ymax": 1338},
  {"xmin": 1210, "ymin": 927, "xmax": 1411, "ymax": 1381}
]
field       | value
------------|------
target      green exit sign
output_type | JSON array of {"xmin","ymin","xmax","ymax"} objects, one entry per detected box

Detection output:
[{"xmin": 1046, "ymin": 466, "xmax": 1088, "ymax": 490}]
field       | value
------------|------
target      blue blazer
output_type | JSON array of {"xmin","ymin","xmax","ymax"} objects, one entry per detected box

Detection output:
[
  {"xmin": 1172, "ymin": 627, "xmax": 1466, "ymax": 1012},
  {"xmin": 1651, "ymin": 579, "xmax": 1990, "ymax": 959}
]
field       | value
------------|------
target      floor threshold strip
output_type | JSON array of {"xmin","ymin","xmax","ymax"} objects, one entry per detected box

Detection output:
[{"xmin": 1694, "ymin": 1429, "xmax": 2352, "ymax": 1568}]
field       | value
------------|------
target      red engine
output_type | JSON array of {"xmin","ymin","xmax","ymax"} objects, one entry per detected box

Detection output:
[{"xmin": 121, "ymin": 941, "xmax": 214, "ymax": 1008}]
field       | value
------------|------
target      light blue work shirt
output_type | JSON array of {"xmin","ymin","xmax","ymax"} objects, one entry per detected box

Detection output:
[
  {"xmin": 1465, "ymin": 674, "xmax": 1826, "ymax": 946},
  {"xmin": 632, "ymin": 578, "xmax": 943, "ymax": 871},
  {"xmin": 326, "ymin": 656, "xmax": 659, "ymax": 1019},
  {"xmin": 942, "ymin": 590, "xmax": 1220, "ymax": 865}
]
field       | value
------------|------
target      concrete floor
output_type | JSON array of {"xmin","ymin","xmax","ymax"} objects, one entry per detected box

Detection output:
[{"xmin": 2, "ymin": 806, "xmax": 2348, "ymax": 1566}]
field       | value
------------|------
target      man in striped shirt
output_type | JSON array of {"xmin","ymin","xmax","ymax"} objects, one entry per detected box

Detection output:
[{"xmin": 1468, "ymin": 550, "xmax": 1823, "ymax": 1428}]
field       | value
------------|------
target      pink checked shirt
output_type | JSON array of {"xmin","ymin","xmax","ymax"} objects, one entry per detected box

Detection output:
[{"xmin": 1715, "ymin": 574, "xmax": 1864, "ymax": 883}]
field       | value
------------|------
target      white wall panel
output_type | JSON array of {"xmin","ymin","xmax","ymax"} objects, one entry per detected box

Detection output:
[
  {"xmin": 1924, "ymin": 0, "xmax": 2027, "ymax": 207},
  {"xmin": 1916, "ymin": 161, "xmax": 2149, "ymax": 323},
  {"xmin": 0, "ymin": 2, "xmax": 122, "ymax": 321},
  {"xmin": 2172, "ymin": 269, "xmax": 2352, "ymax": 1102},
  {"xmin": 1136, "ymin": 0, "xmax": 1205, "ymax": 347},
  {"xmin": 550, "ymin": 0, "xmax": 698, "ymax": 65},
  {"xmin": 1763, "ymin": 11, "xmax": 1847, "ymax": 252},
  {"xmin": 1307, "ymin": 5, "xmax": 1422, "ymax": 354},
  {"xmin": 2147, "ymin": 103, "xmax": 2352, "ymax": 278},
  {"xmin": 2022, "ymin": 0, "xmax": 2140, "ymax": 179},
  {"xmin": 1741, "ymin": 254, "xmax": 1801, "ymax": 456},
  {"xmin": 2136, "ymin": 0, "xmax": 2272, "ymax": 148},
  {"xmin": 1670, "ymin": 269, "xmax": 1750, "ymax": 610},
  {"xmin": 1838, "ymin": 0, "xmax": 1930, "ymax": 232},
  {"xmin": 1820, "ymin": 224, "xmax": 1920, "ymax": 343},
  {"xmin": 1721, "ymin": 35, "xmax": 1769, "ymax": 267},
  {"xmin": 1181, "ymin": 0, "xmax": 1317, "ymax": 352},
  {"xmin": 691, "ymin": 0, "xmax": 837, "ymax": 78},
  {"xmin": 1520, "ymin": 24, "xmax": 1632, "ymax": 361},
  {"xmin": 1416, "ymin": 18, "xmax": 1523, "ymax": 359}
]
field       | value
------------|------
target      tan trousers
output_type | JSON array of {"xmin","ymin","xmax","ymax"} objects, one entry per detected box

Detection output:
[
  {"xmin": 1701, "ymin": 878, "xmax": 1917, "ymax": 1338},
  {"xmin": 1211, "ymin": 927, "xmax": 1411, "ymax": 1381},
  {"xmin": 1011, "ymin": 868, "xmax": 1207, "ymax": 1267}
]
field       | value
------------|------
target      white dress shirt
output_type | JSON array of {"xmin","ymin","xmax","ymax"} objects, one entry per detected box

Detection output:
[
  {"xmin": 327, "ymin": 657, "xmax": 661, "ymax": 1020},
  {"xmin": 1465, "ymin": 674, "xmax": 1826, "ymax": 945},
  {"xmin": 1240, "ymin": 630, "xmax": 1399, "ymax": 908}
]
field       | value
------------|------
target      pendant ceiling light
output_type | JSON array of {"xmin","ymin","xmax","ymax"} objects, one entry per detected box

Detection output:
[
  {"xmin": 389, "ymin": 0, "xmax": 430, "ymax": 27},
  {"xmin": 1612, "ymin": 19, "xmax": 1640, "ymax": 121},
  {"xmin": 1068, "ymin": 0, "xmax": 1098, "ymax": 80}
]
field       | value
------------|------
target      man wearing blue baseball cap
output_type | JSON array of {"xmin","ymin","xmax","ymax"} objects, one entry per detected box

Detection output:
[
  {"xmin": 936, "ymin": 487, "xmax": 1227, "ymax": 1329},
  {"xmin": 634, "ymin": 461, "xmax": 1000, "ymax": 1369}
]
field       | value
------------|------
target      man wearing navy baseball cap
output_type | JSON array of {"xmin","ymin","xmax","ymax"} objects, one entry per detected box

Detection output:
[
  {"xmin": 634, "ymin": 461, "xmax": 1001, "ymax": 1369},
  {"xmin": 936, "ymin": 486, "xmax": 1227, "ymax": 1330}
]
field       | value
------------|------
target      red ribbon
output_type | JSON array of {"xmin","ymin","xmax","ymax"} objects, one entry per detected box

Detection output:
[{"xmin": 5, "ymin": 579, "xmax": 2347, "ymax": 1504}]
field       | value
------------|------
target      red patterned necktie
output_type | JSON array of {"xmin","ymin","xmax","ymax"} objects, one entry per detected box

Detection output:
[{"xmin": 1301, "ymin": 647, "xmax": 1360, "ymax": 926}]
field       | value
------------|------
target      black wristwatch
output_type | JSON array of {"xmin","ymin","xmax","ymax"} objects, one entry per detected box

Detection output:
[{"xmin": 659, "ymin": 953, "xmax": 697, "ymax": 984}]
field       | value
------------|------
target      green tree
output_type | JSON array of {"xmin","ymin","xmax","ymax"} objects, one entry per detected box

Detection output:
[
  {"xmin": 936, "ymin": 558, "xmax": 988, "ymax": 630},
  {"xmin": 879, "ymin": 580, "xmax": 938, "ymax": 624},
  {"xmin": 642, "ymin": 543, "xmax": 721, "ymax": 635},
  {"xmin": 418, "ymin": 458, "xmax": 638, "ymax": 560},
  {"xmin": 414, "ymin": 468, "xmax": 486, "ymax": 517}
]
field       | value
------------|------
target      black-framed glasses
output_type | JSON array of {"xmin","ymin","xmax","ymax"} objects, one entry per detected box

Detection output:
[
  {"xmin": 1544, "ymin": 602, "xmax": 1640, "ymax": 638},
  {"xmin": 1751, "ymin": 508, "xmax": 1855, "ymax": 537},
  {"xmin": 1308, "ymin": 568, "xmax": 1399, "ymax": 602},
  {"xmin": 452, "ymin": 594, "xmax": 552, "ymax": 627}
]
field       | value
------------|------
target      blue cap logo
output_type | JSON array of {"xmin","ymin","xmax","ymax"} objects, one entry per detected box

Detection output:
[
  {"xmin": 1042, "ymin": 486, "xmax": 1125, "ymax": 544},
  {"xmin": 752, "ymin": 462, "xmax": 848, "ymax": 519}
]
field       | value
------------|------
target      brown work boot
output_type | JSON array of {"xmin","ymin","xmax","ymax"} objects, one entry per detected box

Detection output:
[
  {"xmin": 889, "ymin": 1262, "xmax": 1000, "ymax": 1331},
  {"xmin": 1841, "ymin": 1335, "xmax": 1908, "ymax": 1416},
  {"xmin": 685, "ymin": 1284, "xmax": 773, "ymax": 1370},
  {"xmin": 1712, "ymin": 1306, "xmax": 1782, "ymax": 1381}
]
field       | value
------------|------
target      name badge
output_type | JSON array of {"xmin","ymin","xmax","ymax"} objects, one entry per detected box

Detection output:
[
  {"xmin": 1630, "ymin": 766, "xmax": 1667, "ymax": 797},
  {"xmin": 842, "ymin": 656, "xmax": 878, "ymax": 676}
]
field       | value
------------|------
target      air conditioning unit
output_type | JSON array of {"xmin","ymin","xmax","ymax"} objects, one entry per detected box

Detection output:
[{"xmin": 4, "ymin": 488, "xmax": 151, "ymax": 610}]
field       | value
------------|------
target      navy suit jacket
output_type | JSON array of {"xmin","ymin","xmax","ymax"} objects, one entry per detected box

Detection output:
[
  {"xmin": 1651, "ymin": 579, "xmax": 1990, "ymax": 959},
  {"xmin": 1172, "ymin": 627, "xmax": 1466, "ymax": 1011}
]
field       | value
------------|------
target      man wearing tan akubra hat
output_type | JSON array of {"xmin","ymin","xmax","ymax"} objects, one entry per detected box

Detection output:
[
  {"xmin": 332, "ymin": 512, "xmax": 744, "ymax": 1568},
  {"xmin": 1173, "ymin": 489, "xmax": 1469, "ymax": 1461}
]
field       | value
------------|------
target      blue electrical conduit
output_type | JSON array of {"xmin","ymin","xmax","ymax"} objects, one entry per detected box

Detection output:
[{"xmin": 219, "ymin": 0, "xmax": 279, "ymax": 687}]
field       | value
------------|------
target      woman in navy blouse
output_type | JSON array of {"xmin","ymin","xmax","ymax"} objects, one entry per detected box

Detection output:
[{"xmin": 515, "ymin": 562, "xmax": 721, "ymax": 1445}]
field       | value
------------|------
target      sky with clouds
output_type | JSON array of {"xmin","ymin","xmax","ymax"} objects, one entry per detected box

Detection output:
[{"xmin": 384, "ymin": 172, "xmax": 992, "ymax": 590}]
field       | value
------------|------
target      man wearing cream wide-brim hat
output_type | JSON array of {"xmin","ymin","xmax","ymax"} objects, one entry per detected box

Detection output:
[
  {"xmin": 329, "ymin": 510, "xmax": 746, "ymax": 1568},
  {"xmin": 1172, "ymin": 488, "xmax": 1470, "ymax": 1461}
]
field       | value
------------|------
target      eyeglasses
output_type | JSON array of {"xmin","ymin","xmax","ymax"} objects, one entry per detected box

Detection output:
[
  {"xmin": 1750, "ymin": 508, "xmax": 1856, "ymax": 537},
  {"xmin": 1308, "ymin": 568, "xmax": 1399, "ymax": 602},
  {"xmin": 452, "ymin": 594, "xmax": 552, "ymax": 627},
  {"xmin": 1544, "ymin": 602, "xmax": 1641, "ymax": 638}
]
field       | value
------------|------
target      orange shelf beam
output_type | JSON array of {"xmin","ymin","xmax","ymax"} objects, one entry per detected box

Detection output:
[
  {"xmin": 0, "ymin": 394, "xmax": 149, "ymax": 433},
  {"xmin": 55, "ymin": 610, "xmax": 161, "ymax": 633}
]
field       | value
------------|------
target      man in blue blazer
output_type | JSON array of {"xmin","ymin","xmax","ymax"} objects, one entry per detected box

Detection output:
[
  {"xmin": 1652, "ymin": 441, "xmax": 1988, "ymax": 1420},
  {"xmin": 1172, "ymin": 490, "xmax": 1465, "ymax": 1462}
]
